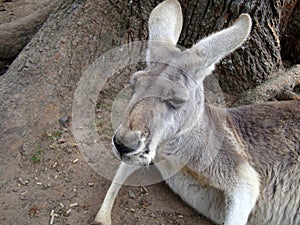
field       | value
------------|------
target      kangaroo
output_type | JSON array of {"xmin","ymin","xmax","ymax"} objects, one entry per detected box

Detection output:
[{"xmin": 93, "ymin": 0, "xmax": 300, "ymax": 224}]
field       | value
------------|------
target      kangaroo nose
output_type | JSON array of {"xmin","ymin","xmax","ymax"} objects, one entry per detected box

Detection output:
[
  {"xmin": 113, "ymin": 136, "xmax": 135, "ymax": 155},
  {"xmin": 112, "ymin": 130, "xmax": 141, "ymax": 157}
]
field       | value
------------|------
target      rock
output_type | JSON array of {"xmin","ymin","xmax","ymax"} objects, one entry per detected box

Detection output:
[
  {"xmin": 128, "ymin": 190, "xmax": 136, "ymax": 199},
  {"xmin": 44, "ymin": 183, "xmax": 52, "ymax": 189},
  {"xmin": 59, "ymin": 115, "xmax": 70, "ymax": 128}
]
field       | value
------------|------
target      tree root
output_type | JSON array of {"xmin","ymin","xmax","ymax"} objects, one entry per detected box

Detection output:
[
  {"xmin": 233, "ymin": 65, "xmax": 300, "ymax": 106},
  {"xmin": 0, "ymin": 1, "xmax": 60, "ymax": 75}
]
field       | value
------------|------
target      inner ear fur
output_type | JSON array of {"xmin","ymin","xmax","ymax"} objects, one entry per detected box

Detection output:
[
  {"xmin": 148, "ymin": 0, "xmax": 183, "ymax": 45},
  {"xmin": 191, "ymin": 14, "xmax": 252, "ymax": 69},
  {"xmin": 147, "ymin": 0, "xmax": 183, "ymax": 66}
]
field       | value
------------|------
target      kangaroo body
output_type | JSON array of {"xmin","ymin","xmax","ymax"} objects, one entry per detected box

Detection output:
[
  {"xmin": 162, "ymin": 101, "xmax": 300, "ymax": 225},
  {"xmin": 93, "ymin": 1, "xmax": 300, "ymax": 224}
]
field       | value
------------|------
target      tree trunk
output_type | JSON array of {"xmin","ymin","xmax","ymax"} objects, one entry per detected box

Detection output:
[
  {"xmin": 0, "ymin": 1, "xmax": 60, "ymax": 75},
  {"xmin": 0, "ymin": 1, "xmax": 58, "ymax": 60},
  {"xmin": 126, "ymin": 0, "xmax": 298, "ymax": 95},
  {"xmin": 0, "ymin": 0, "xmax": 298, "ymax": 224},
  {"xmin": 0, "ymin": 0, "xmax": 128, "ymax": 152},
  {"xmin": 178, "ymin": 0, "xmax": 298, "ymax": 94},
  {"xmin": 281, "ymin": 1, "xmax": 300, "ymax": 65}
]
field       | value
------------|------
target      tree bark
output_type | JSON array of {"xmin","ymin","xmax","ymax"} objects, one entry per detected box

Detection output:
[
  {"xmin": 0, "ymin": 0, "xmax": 128, "ymax": 166},
  {"xmin": 281, "ymin": 1, "xmax": 300, "ymax": 65},
  {"xmin": 129, "ymin": 0, "xmax": 298, "ymax": 94},
  {"xmin": 178, "ymin": 0, "xmax": 298, "ymax": 94},
  {"xmin": 0, "ymin": 1, "xmax": 60, "ymax": 75},
  {"xmin": 0, "ymin": 1, "xmax": 58, "ymax": 60},
  {"xmin": 233, "ymin": 65, "xmax": 300, "ymax": 106}
]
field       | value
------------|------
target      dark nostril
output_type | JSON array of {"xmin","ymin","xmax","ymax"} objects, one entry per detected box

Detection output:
[{"xmin": 113, "ymin": 136, "xmax": 136, "ymax": 155}]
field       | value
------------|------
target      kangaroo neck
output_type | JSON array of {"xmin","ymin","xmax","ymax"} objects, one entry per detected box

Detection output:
[{"xmin": 160, "ymin": 104, "xmax": 227, "ymax": 170}]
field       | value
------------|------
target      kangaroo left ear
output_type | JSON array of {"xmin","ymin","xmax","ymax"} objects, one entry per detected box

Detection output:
[
  {"xmin": 146, "ymin": 0, "xmax": 183, "ymax": 66},
  {"xmin": 191, "ymin": 14, "xmax": 252, "ymax": 72},
  {"xmin": 148, "ymin": 0, "xmax": 183, "ymax": 45}
]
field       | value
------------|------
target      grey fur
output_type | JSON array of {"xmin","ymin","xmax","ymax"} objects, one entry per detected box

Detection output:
[{"xmin": 94, "ymin": 1, "xmax": 300, "ymax": 224}]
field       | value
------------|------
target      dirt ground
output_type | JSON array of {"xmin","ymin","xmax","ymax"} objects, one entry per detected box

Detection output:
[{"xmin": 0, "ymin": 1, "xmax": 213, "ymax": 225}]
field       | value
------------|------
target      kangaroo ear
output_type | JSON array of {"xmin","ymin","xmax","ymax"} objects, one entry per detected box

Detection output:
[
  {"xmin": 147, "ymin": 0, "xmax": 183, "ymax": 66},
  {"xmin": 191, "ymin": 14, "xmax": 252, "ymax": 71},
  {"xmin": 148, "ymin": 0, "xmax": 183, "ymax": 45}
]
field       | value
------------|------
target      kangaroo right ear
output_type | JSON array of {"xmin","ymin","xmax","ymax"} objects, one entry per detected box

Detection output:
[
  {"xmin": 190, "ymin": 14, "xmax": 252, "ymax": 74},
  {"xmin": 148, "ymin": 0, "xmax": 183, "ymax": 45}
]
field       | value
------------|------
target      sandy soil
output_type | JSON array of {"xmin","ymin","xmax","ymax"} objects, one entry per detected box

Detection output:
[{"xmin": 0, "ymin": 1, "xmax": 214, "ymax": 224}]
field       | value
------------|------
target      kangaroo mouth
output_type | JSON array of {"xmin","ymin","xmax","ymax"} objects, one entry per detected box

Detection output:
[
  {"xmin": 127, "ymin": 146, "xmax": 154, "ymax": 166},
  {"xmin": 113, "ymin": 142, "xmax": 155, "ymax": 167}
]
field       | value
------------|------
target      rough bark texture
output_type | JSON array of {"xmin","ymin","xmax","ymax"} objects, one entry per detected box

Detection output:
[
  {"xmin": 0, "ymin": 0, "xmax": 122, "ymax": 148},
  {"xmin": 178, "ymin": 0, "xmax": 288, "ymax": 94},
  {"xmin": 127, "ymin": 0, "xmax": 298, "ymax": 94},
  {"xmin": 233, "ymin": 65, "xmax": 300, "ymax": 106},
  {"xmin": 0, "ymin": 1, "xmax": 57, "ymax": 60},
  {"xmin": 0, "ymin": 1, "xmax": 60, "ymax": 74},
  {"xmin": 281, "ymin": 1, "xmax": 300, "ymax": 65}
]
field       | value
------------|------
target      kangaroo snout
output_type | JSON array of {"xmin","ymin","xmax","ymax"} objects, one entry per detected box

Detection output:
[
  {"xmin": 112, "ymin": 127, "xmax": 142, "ymax": 158},
  {"xmin": 113, "ymin": 135, "xmax": 140, "ymax": 156}
]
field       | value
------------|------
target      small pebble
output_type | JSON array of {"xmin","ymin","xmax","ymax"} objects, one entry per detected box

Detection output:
[
  {"xmin": 59, "ymin": 115, "xmax": 69, "ymax": 128},
  {"xmin": 52, "ymin": 162, "xmax": 58, "ymax": 168},
  {"xmin": 65, "ymin": 148, "xmax": 73, "ymax": 154},
  {"xmin": 19, "ymin": 145, "xmax": 27, "ymax": 156},
  {"xmin": 59, "ymin": 143, "xmax": 68, "ymax": 149},
  {"xmin": 45, "ymin": 183, "xmax": 52, "ymax": 188},
  {"xmin": 128, "ymin": 190, "xmax": 136, "ymax": 199}
]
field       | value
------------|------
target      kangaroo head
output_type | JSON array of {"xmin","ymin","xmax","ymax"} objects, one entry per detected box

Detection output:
[{"xmin": 112, "ymin": 0, "xmax": 252, "ymax": 166}]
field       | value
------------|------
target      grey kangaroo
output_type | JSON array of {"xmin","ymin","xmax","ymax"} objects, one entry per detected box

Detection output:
[{"xmin": 93, "ymin": 0, "xmax": 300, "ymax": 224}]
